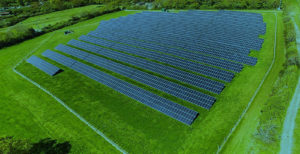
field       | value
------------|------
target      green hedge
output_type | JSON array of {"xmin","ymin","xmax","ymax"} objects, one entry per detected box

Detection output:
[{"xmin": 0, "ymin": 6, "xmax": 120, "ymax": 49}]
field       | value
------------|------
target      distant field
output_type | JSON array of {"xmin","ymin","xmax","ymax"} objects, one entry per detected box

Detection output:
[
  {"xmin": 0, "ymin": 11, "xmax": 139, "ymax": 153},
  {"xmin": 12, "ymin": 10, "xmax": 278, "ymax": 153},
  {"xmin": 0, "ymin": 5, "xmax": 103, "ymax": 32}
]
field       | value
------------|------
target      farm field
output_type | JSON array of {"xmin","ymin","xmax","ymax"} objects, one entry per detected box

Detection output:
[
  {"xmin": 9, "ymin": 10, "xmax": 279, "ymax": 154},
  {"xmin": 0, "ymin": 5, "xmax": 103, "ymax": 32}
]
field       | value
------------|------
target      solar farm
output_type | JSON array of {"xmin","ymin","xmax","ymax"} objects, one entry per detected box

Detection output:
[
  {"xmin": 13, "ymin": 10, "xmax": 275, "ymax": 153},
  {"xmin": 25, "ymin": 10, "xmax": 265, "ymax": 125}
]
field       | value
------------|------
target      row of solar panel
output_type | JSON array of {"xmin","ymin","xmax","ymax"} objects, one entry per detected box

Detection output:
[
  {"xmin": 98, "ymin": 21, "xmax": 264, "ymax": 42},
  {"xmin": 94, "ymin": 24, "xmax": 261, "ymax": 55},
  {"xmin": 79, "ymin": 35, "xmax": 235, "ymax": 82},
  {"xmin": 185, "ymin": 10, "xmax": 264, "ymax": 19},
  {"xmin": 108, "ymin": 18, "xmax": 265, "ymax": 31},
  {"xmin": 102, "ymin": 18, "xmax": 265, "ymax": 35},
  {"xmin": 99, "ymin": 24, "xmax": 262, "ymax": 53},
  {"xmin": 121, "ymin": 12, "xmax": 265, "ymax": 28},
  {"xmin": 91, "ymin": 30, "xmax": 258, "ymax": 66},
  {"xmin": 96, "ymin": 19, "xmax": 263, "ymax": 49},
  {"xmin": 103, "ymin": 21, "xmax": 265, "ymax": 37},
  {"xmin": 27, "ymin": 56, "xmax": 62, "ymax": 76},
  {"xmin": 42, "ymin": 50, "xmax": 199, "ymax": 125},
  {"xmin": 68, "ymin": 39, "xmax": 225, "ymax": 94},
  {"xmin": 96, "ymin": 24, "xmax": 263, "ymax": 54},
  {"xmin": 105, "ymin": 13, "xmax": 265, "ymax": 34},
  {"xmin": 147, "ymin": 10, "xmax": 264, "ymax": 19},
  {"xmin": 88, "ymin": 31, "xmax": 243, "ymax": 72},
  {"xmin": 99, "ymin": 14, "xmax": 265, "ymax": 42},
  {"xmin": 134, "ymin": 12, "xmax": 265, "ymax": 28},
  {"xmin": 55, "ymin": 44, "xmax": 216, "ymax": 109},
  {"xmin": 95, "ymin": 27, "xmax": 262, "ymax": 55}
]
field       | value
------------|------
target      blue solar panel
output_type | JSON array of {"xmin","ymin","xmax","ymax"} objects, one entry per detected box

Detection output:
[
  {"xmin": 42, "ymin": 50, "xmax": 199, "ymax": 125},
  {"xmin": 88, "ymin": 32, "xmax": 242, "ymax": 72},
  {"xmin": 26, "ymin": 56, "xmax": 62, "ymax": 76},
  {"xmin": 68, "ymin": 39, "xmax": 225, "ymax": 94},
  {"xmin": 79, "ymin": 35, "xmax": 235, "ymax": 82},
  {"xmin": 35, "ymin": 10, "xmax": 266, "ymax": 124},
  {"xmin": 55, "ymin": 44, "xmax": 216, "ymax": 109}
]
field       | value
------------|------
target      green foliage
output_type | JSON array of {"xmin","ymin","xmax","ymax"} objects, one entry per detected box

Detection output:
[
  {"xmin": 0, "ymin": 6, "xmax": 119, "ymax": 49},
  {"xmin": 283, "ymin": 17, "xmax": 297, "ymax": 45},
  {"xmin": 0, "ymin": 137, "xmax": 72, "ymax": 154},
  {"xmin": 0, "ymin": 137, "xmax": 31, "ymax": 154},
  {"xmin": 0, "ymin": 25, "xmax": 38, "ymax": 48},
  {"xmin": 255, "ymin": 11, "xmax": 299, "ymax": 150},
  {"xmin": 116, "ymin": 0, "xmax": 281, "ymax": 10}
]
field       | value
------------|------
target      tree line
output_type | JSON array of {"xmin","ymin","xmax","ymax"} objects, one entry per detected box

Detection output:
[
  {"xmin": 0, "ymin": 0, "xmax": 281, "ymax": 10},
  {"xmin": 0, "ymin": 5, "xmax": 120, "ymax": 49}
]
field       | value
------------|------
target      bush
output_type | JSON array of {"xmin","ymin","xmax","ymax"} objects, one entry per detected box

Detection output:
[{"xmin": 284, "ymin": 21, "xmax": 296, "ymax": 45}]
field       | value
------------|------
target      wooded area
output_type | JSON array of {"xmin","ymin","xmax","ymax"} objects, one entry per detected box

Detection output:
[{"xmin": 0, "ymin": 0, "xmax": 281, "ymax": 10}]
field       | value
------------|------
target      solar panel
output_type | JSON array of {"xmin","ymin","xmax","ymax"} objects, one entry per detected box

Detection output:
[
  {"xmin": 34, "ymin": 10, "xmax": 266, "ymax": 124},
  {"xmin": 26, "ymin": 56, "xmax": 62, "ymax": 76},
  {"xmin": 79, "ymin": 35, "xmax": 235, "ymax": 82},
  {"xmin": 87, "ymin": 32, "xmax": 242, "ymax": 73},
  {"xmin": 68, "ymin": 39, "xmax": 225, "ymax": 94},
  {"xmin": 42, "ymin": 50, "xmax": 199, "ymax": 125},
  {"xmin": 55, "ymin": 44, "xmax": 216, "ymax": 109}
]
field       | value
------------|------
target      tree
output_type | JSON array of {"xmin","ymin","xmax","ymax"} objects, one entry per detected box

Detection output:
[
  {"xmin": 0, "ymin": 0, "xmax": 12, "ymax": 7},
  {"xmin": 17, "ymin": 0, "xmax": 25, "ymax": 6},
  {"xmin": 29, "ymin": 138, "xmax": 72, "ymax": 154},
  {"xmin": 49, "ymin": 0, "xmax": 65, "ymax": 10},
  {"xmin": 0, "ymin": 137, "xmax": 72, "ymax": 154}
]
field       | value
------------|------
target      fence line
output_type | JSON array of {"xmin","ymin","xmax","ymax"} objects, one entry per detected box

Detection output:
[{"xmin": 216, "ymin": 13, "xmax": 278, "ymax": 153}]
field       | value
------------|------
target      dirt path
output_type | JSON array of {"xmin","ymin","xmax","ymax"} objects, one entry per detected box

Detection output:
[{"xmin": 279, "ymin": 18, "xmax": 300, "ymax": 154}]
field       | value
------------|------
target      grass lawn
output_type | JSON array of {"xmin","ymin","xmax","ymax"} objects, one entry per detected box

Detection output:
[
  {"xmin": 12, "ymin": 10, "xmax": 279, "ymax": 153},
  {"xmin": 0, "ymin": 5, "xmax": 103, "ymax": 32},
  {"xmin": 0, "ymin": 11, "xmax": 139, "ymax": 153}
]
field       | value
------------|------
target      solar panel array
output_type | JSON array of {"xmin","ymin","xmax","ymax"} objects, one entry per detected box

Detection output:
[
  {"xmin": 55, "ymin": 44, "xmax": 216, "ymax": 109},
  {"xmin": 42, "ymin": 50, "xmax": 198, "ymax": 125},
  {"xmin": 79, "ymin": 35, "xmax": 235, "ymax": 82},
  {"xmin": 26, "ymin": 56, "xmax": 62, "ymax": 76},
  {"xmin": 35, "ymin": 10, "xmax": 265, "ymax": 125},
  {"xmin": 67, "ymin": 39, "xmax": 225, "ymax": 94}
]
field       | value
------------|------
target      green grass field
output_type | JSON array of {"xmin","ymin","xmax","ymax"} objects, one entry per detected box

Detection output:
[
  {"xmin": 0, "ymin": 5, "xmax": 103, "ymax": 32},
  {"xmin": 1, "ymin": 3, "xmax": 294, "ymax": 153},
  {"xmin": 0, "ymin": 11, "xmax": 139, "ymax": 153},
  {"xmin": 5, "ymin": 10, "xmax": 280, "ymax": 154}
]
